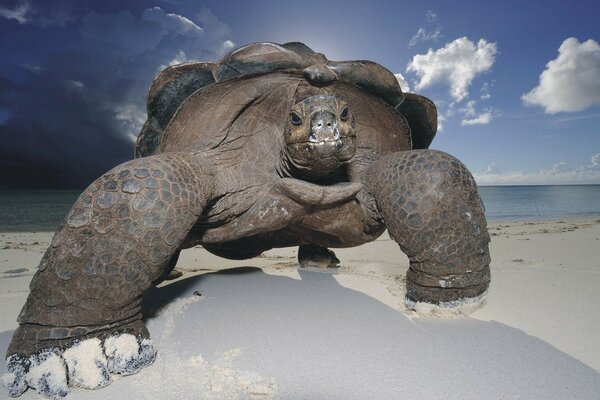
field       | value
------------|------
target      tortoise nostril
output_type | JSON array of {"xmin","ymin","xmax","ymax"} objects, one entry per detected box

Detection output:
[{"xmin": 327, "ymin": 122, "xmax": 332, "ymax": 127}]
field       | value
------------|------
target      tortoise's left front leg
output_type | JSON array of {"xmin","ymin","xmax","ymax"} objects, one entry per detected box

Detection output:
[
  {"xmin": 365, "ymin": 150, "xmax": 490, "ymax": 314},
  {"xmin": 4, "ymin": 152, "xmax": 213, "ymax": 398}
]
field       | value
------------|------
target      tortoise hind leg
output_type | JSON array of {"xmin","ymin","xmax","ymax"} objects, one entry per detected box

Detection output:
[
  {"xmin": 5, "ymin": 153, "xmax": 213, "ymax": 398},
  {"xmin": 152, "ymin": 250, "xmax": 182, "ymax": 285},
  {"xmin": 298, "ymin": 244, "xmax": 340, "ymax": 268},
  {"xmin": 366, "ymin": 150, "xmax": 490, "ymax": 315}
]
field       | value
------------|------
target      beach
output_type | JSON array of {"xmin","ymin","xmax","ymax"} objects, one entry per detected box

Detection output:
[{"xmin": 1, "ymin": 218, "xmax": 600, "ymax": 399}]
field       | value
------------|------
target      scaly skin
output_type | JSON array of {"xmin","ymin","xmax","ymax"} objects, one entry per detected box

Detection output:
[
  {"xmin": 9, "ymin": 152, "xmax": 213, "ymax": 358},
  {"xmin": 365, "ymin": 150, "xmax": 491, "ymax": 304}
]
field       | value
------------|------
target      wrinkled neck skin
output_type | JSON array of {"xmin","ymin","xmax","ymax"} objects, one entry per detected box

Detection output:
[{"xmin": 278, "ymin": 147, "xmax": 351, "ymax": 184}]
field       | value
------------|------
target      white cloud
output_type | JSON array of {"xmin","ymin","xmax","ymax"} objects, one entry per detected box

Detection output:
[
  {"xmin": 474, "ymin": 154, "xmax": 600, "ymax": 185},
  {"xmin": 462, "ymin": 110, "xmax": 492, "ymax": 126},
  {"xmin": 166, "ymin": 12, "xmax": 202, "ymax": 33},
  {"xmin": 195, "ymin": 7, "xmax": 234, "ymax": 57},
  {"xmin": 65, "ymin": 79, "xmax": 84, "ymax": 90},
  {"xmin": 0, "ymin": 1, "xmax": 77, "ymax": 27},
  {"xmin": 409, "ymin": 27, "xmax": 442, "ymax": 47},
  {"xmin": 22, "ymin": 63, "xmax": 42, "ymax": 73},
  {"xmin": 458, "ymin": 100, "xmax": 493, "ymax": 126},
  {"xmin": 170, "ymin": 50, "xmax": 187, "ymax": 65},
  {"xmin": 159, "ymin": 50, "xmax": 188, "ymax": 71},
  {"xmin": 522, "ymin": 38, "xmax": 600, "ymax": 114},
  {"xmin": 426, "ymin": 10, "xmax": 437, "ymax": 22},
  {"xmin": 0, "ymin": 0, "xmax": 30, "ymax": 24},
  {"xmin": 485, "ymin": 163, "xmax": 501, "ymax": 174},
  {"xmin": 480, "ymin": 82, "xmax": 491, "ymax": 99},
  {"xmin": 551, "ymin": 161, "xmax": 570, "ymax": 173},
  {"xmin": 407, "ymin": 37, "xmax": 498, "ymax": 102},
  {"xmin": 114, "ymin": 104, "xmax": 146, "ymax": 142},
  {"xmin": 436, "ymin": 111, "xmax": 446, "ymax": 132},
  {"xmin": 143, "ymin": 7, "xmax": 203, "ymax": 34},
  {"xmin": 461, "ymin": 100, "xmax": 477, "ymax": 117},
  {"xmin": 394, "ymin": 73, "xmax": 410, "ymax": 92}
]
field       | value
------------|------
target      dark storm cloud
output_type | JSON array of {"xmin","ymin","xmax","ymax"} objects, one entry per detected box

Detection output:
[{"xmin": 0, "ymin": 5, "xmax": 233, "ymax": 188}]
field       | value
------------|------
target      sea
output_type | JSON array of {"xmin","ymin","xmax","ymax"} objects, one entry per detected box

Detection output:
[{"xmin": 0, "ymin": 185, "xmax": 599, "ymax": 231}]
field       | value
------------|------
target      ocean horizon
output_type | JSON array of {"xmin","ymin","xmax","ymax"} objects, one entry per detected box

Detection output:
[
  {"xmin": 1, "ymin": 185, "xmax": 599, "ymax": 231},
  {"xmin": 478, "ymin": 184, "xmax": 600, "ymax": 221}
]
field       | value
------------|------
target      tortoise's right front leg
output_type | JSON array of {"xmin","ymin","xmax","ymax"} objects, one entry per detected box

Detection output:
[
  {"xmin": 365, "ymin": 150, "xmax": 490, "ymax": 315},
  {"xmin": 4, "ymin": 153, "xmax": 213, "ymax": 398}
]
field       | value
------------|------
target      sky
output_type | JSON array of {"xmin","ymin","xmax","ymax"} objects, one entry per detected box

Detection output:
[{"xmin": 0, "ymin": 0, "xmax": 599, "ymax": 188}]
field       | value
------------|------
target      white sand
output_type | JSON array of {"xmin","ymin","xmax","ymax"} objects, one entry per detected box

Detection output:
[
  {"xmin": 1, "ymin": 219, "xmax": 600, "ymax": 399},
  {"xmin": 62, "ymin": 338, "xmax": 109, "ymax": 389}
]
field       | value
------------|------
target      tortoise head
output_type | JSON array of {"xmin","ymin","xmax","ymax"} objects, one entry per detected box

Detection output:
[{"xmin": 284, "ymin": 95, "xmax": 356, "ymax": 180}]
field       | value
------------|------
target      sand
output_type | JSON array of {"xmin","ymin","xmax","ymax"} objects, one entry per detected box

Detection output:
[{"xmin": 1, "ymin": 218, "xmax": 600, "ymax": 399}]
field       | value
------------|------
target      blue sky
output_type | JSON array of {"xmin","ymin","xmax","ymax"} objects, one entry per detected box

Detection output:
[{"xmin": 0, "ymin": 0, "xmax": 599, "ymax": 187}]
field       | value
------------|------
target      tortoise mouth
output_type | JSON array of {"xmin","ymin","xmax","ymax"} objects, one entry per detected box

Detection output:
[
  {"xmin": 286, "ymin": 136, "xmax": 357, "ymax": 169},
  {"xmin": 291, "ymin": 133, "xmax": 356, "ymax": 146}
]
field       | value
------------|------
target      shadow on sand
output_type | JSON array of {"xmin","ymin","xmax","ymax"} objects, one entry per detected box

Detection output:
[{"xmin": 2, "ymin": 266, "xmax": 600, "ymax": 399}]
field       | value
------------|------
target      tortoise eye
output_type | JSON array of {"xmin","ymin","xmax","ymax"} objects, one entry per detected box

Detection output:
[
  {"xmin": 340, "ymin": 106, "xmax": 349, "ymax": 121},
  {"xmin": 290, "ymin": 112, "xmax": 303, "ymax": 126}
]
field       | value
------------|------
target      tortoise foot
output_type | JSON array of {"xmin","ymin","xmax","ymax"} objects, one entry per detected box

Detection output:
[
  {"xmin": 404, "ymin": 265, "xmax": 490, "ymax": 318},
  {"xmin": 404, "ymin": 288, "xmax": 488, "ymax": 318},
  {"xmin": 4, "ymin": 322, "xmax": 155, "ymax": 398},
  {"xmin": 163, "ymin": 269, "xmax": 183, "ymax": 281},
  {"xmin": 298, "ymin": 244, "xmax": 340, "ymax": 269}
]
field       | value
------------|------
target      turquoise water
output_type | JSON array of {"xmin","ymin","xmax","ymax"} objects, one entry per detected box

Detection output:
[
  {"xmin": 478, "ymin": 185, "xmax": 600, "ymax": 221},
  {"xmin": 0, "ymin": 190, "xmax": 80, "ymax": 231},
  {"xmin": 1, "ymin": 185, "xmax": 599, "ymax": 231}
]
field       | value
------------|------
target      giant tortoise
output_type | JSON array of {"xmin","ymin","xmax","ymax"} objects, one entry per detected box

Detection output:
[{"xmin": 4, "ymin": 42, "xmax": 490, "ymax": 398}]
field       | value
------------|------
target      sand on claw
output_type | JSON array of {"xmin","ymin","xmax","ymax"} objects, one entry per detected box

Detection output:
[
  {"xmin": 63, "ymin": 338, "xmax": 110, "ymax": 389},
  {"xmin": 105, "ymin": 334, "xmax": 156, "ymax": 375},
  {"xmin": 2, "ymin": 355, "xmax": 27, "ymax": 397},
  {"xmin": 2, "ymin": 333, "xmax": 156, "ymax": 399},
  {"xmin": 25, "ymin": 350, "xmax": 68, "ymax": 399},
  {"xmin": 404, "ymin": 291, "xmax": 488, "ymax": 318}
]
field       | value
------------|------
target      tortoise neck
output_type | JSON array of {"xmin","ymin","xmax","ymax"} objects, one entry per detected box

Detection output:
[{"xmin": 278, "ymin": 146, "xmax": 352, "ymax": 185}]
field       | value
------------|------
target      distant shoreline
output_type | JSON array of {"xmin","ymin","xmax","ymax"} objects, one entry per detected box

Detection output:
[
  {"xmin": 2, "ymin": 215, "xmax": 600, "ymax": 234},
  {"xmin": 2, "ymin": 186, "xmax": 600, "ymax": 231},
  {"xmin": 484, "ymin": 213, "xmax": 600, "ymax": 222},
  {"xmin": 477, "ymin": 183, "xmax": 600, "ymax": 187}
]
